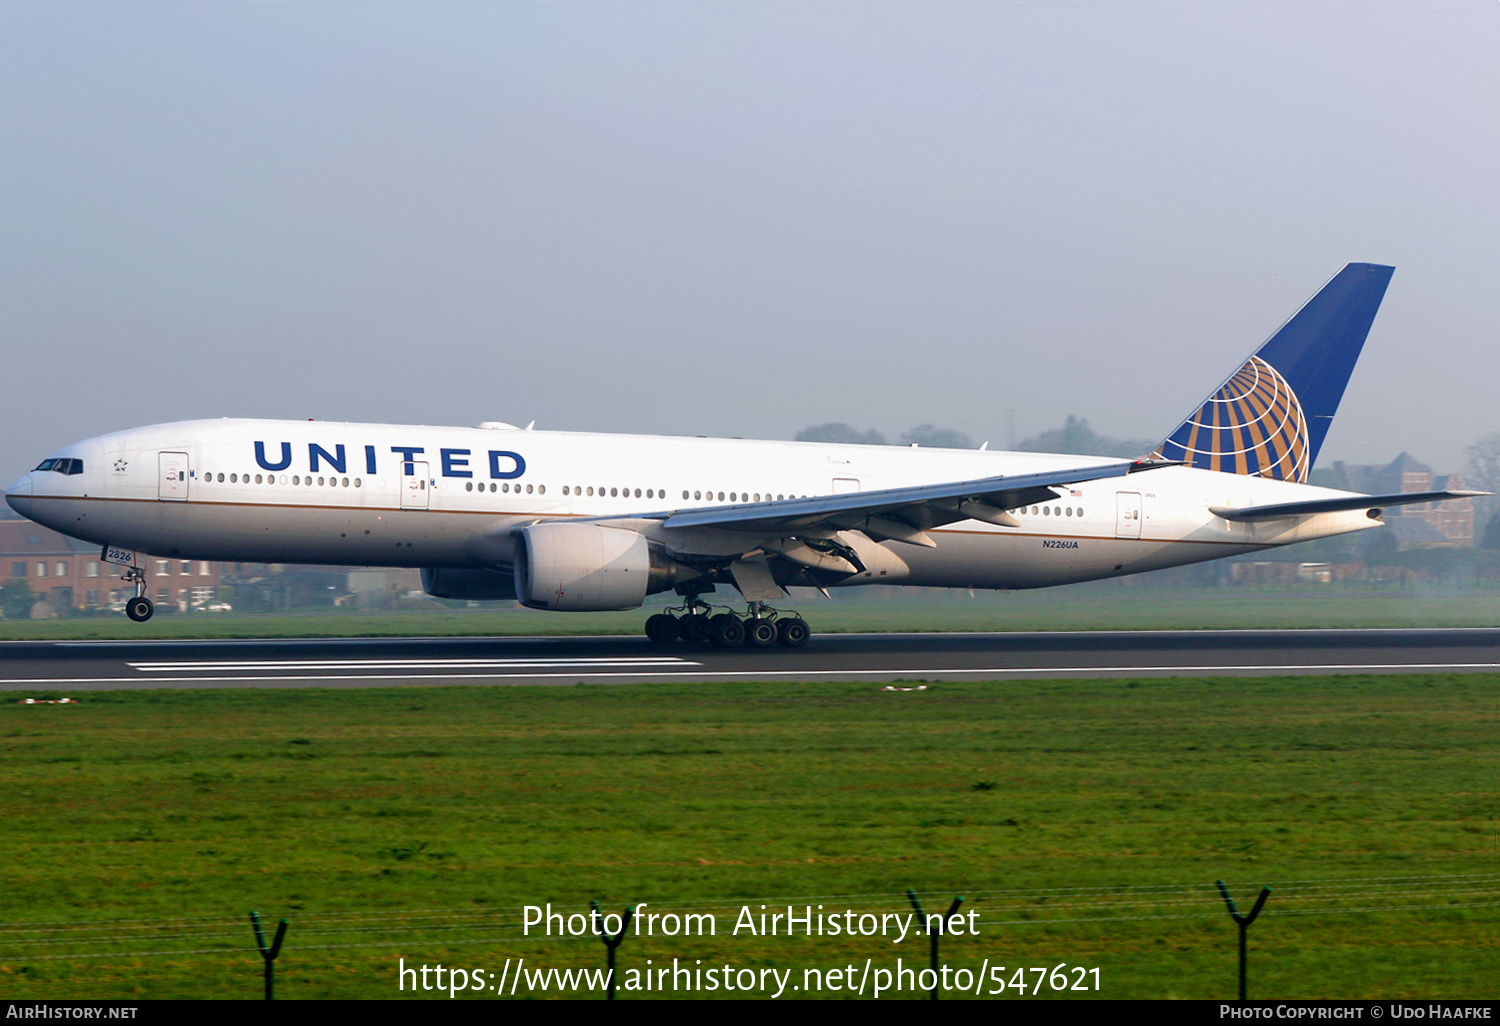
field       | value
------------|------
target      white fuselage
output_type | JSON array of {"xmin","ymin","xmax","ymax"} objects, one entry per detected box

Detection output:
[{"xmin": 5, "ymin": 418, "xmax": 1381, "ymax": 594}]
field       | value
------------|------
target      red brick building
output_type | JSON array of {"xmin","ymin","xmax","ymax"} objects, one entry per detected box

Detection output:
[
  {"xmin": 0, "ymin": 518, "xmax": 223, "ymax": 614},
  {"xmin": 1334, "ymin": 454, "xmax": 1475, "ymax": 547}
]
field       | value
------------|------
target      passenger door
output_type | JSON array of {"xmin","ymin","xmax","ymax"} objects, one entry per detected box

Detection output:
[
  {"xmin": 158, "ymin": 452, "xmax": 189, "ymax": 501},
  {"xmin": 400, "ymin": 461, "xmax": 430, "ymax": 510},
  {"xmin": 1115, "ymin": 492, "xmax": 1142, "ymax": 539}
]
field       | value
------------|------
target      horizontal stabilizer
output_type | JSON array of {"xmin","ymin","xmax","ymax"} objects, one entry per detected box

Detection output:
[{"xmin": 1210, "ymin": 490, "xmax": 1486, "ymax": 522}]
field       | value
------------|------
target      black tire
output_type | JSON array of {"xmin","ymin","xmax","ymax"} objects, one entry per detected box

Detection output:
[
  {"xmin": 644, "ymin": 613, "xmax": 680, "ymax": 644},
  {"xmin": 708, "ymin": 615, "xmax": 744, "ymax": 648},
  {"xmin": 125, "ymin": 596, "xmax": 154, "ymax": 623},
  {"xmin": 679, "ymin": 614, "xmax": 711, "ymax": 644},
  {"xmin": 775, "ymin": 617, "xmax": 809, "ymax": 647},
  {"xmin": 744, "ymin": 618, "xmax": 778, "ymax": 647}
]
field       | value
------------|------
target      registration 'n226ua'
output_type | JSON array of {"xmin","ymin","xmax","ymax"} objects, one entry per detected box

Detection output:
[{"xmin": 1042, "ymin": 540, "xmax": 1079, "ymax": 549}]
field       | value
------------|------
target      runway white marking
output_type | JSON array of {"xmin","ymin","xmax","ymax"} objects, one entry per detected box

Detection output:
[
  {"xmin": 126, "ymin": 657, "xmax": 697, "ymax": 672},
  {"xmin": 2, "ymin": 662, "xmax": 1497, "ymax": 687}
]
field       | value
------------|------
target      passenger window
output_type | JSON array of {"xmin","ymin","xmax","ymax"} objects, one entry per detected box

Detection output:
[
  {"xmin": 634, "ymin": 488, "xmax": 641, "ymax": 498},
  {"xmin": 526, "ymin": 484, "xmax": 533, "ymax": 494},
  {"xmin": 538, "ymin": 485, "xmax": 545, "ymax": 495},
  {"xmin": 718, "ymin": 492, "xmax": 725, "ymax": 501}
]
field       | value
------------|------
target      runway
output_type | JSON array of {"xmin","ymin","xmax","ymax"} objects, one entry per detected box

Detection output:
[{"xmin": 2, "ymin": 628, "xmax": 1499, "ymax": 690}]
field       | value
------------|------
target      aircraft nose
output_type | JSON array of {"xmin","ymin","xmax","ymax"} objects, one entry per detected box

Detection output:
[{"xmin": 5, "ymin": 473, "xmax": 33, "ymax": 518}]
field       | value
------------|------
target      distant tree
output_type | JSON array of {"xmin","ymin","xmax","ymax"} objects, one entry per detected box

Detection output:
[
  {"xmin": 1466, "ymin": 433, "xmax": 1500, "ymax": 523},
  {"xmin": 0, "ymin": 579, "xmax": 34, "ymax": 620},
  {"xmin": 1017, "ymin": 415, "xmax": 1155, "ymax": 458},
  {"xmin": 1482, "ymin": 513, "xmax": 1500, "ymax": 551},
  {"xmin": 795, "ymin": 423, "xmax": 887, "ymax": 445},
  {"xmin": 901, "ymin": 424, "xmax": 973, "ymax": 449}
]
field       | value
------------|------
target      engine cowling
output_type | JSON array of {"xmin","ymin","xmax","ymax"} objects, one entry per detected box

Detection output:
[
  {"xmin": 514, "ymin": 523, "xmax": 679, "ymax": 611},
  {"xmin": 421, "ymin": 567, "xmax": 517, "ymax": 600}
]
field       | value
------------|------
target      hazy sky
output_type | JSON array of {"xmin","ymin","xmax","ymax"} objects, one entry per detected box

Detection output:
[{"xmin": 3, "ymin": 2, "xmax": 1496, "ymax": 486}]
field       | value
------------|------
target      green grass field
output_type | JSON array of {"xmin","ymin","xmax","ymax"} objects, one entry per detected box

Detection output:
[
  {"xmin": 3, "ymin": 585, "xmax": 1499, "ymax": 640},
  {"xmin": 0, "ymin": 674, "xmax": 1494, "ymax": 999}
]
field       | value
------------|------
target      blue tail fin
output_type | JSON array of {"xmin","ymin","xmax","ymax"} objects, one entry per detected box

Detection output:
[{"xmin": 1151, "ymin": 262, "xmax": 1394, "ymax": 482}]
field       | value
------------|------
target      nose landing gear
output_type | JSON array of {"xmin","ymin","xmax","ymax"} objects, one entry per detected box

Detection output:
[
  {"xmin": 121, "ymin": 566, "xmax": 153, "ymax": 622},
  {"xmin": 643, "ymin": 599, "xmax": 809, "ymax": 648}
]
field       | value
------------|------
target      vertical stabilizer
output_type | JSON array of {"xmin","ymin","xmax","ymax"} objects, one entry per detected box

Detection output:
[{"xmin": 1152, "ymin": 263, "xmax": 1394, "ymax": 482}]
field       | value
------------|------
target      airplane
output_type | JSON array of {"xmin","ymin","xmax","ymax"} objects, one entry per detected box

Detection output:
[{"xmin": 4, "ymin": 263, "xmax": 1482, "ymax": 648}]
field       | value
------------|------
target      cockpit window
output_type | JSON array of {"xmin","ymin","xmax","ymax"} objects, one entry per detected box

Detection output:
[
  {"xmin": 34, "ymin": 459, "xmax": 57, "ymax": 472},
  {"xmin": 32, "ymin": 458, "xmax": 82, "ymax": 475},
  {"xmin": 64, "ymin": 459, "xmax": 83, "ymax": 475}
]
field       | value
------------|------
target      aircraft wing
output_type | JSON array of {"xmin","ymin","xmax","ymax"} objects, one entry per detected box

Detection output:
[
  {"xmin": 655, "ymin": 459, "xmax": 1170, "ymax": 544},
  {"xmin": 1210, "ymin": 489, "xmax": 1487, "ymax": 522}
]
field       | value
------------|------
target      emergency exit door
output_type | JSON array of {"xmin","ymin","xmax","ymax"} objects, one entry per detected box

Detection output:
[
  {"xmin": 158, "ymin": 452, "xmax": 189, "ymax": 501},
  {"xmin": 1115, "ymin": 492, "xmax": 1142, "ymax": 539},
  {"xmin": 401, "ymin": 462, "xmax": 430, "ymax": 509}
]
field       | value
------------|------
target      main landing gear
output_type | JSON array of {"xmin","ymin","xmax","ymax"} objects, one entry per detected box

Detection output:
[
  {"xmin": 644, "ymin": 599, "xmax": 810, "ymax": 648},
  {"xmin": 121, "ymin": 566, "xmax": 153, "ymax": 622}
]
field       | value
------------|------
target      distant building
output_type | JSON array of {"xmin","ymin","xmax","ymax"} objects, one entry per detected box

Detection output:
[
  {"xmin": 1334, "ymin": 453, "xmax": 1474, "ymax": 547},
  {"xmin": 0, "ymin": 520, "xmax": 223, "ymax": 613}
]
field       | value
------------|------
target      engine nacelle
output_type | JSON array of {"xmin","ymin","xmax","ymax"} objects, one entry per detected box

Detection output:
[
  {"xmin": 421, "ymin": 567, "xmax": 517, "ymax": 601},
  {"xmin": 514, "ymin": 523, "xmax": 679, "ymax": 611}
]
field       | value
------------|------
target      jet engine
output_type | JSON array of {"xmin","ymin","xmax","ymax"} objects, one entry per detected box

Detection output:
[
  {"xmin": 513, "ymin": 523, "xmax": 687, "ymax": 611},
  {"xmin": 420, "ymin": 567, "xmax": 517, "ymax": 600}
]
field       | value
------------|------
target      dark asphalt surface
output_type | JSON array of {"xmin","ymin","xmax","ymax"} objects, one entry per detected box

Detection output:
[{"xmin": 2, "ymin": 628, "xmax": 1498, "ymax": 690}]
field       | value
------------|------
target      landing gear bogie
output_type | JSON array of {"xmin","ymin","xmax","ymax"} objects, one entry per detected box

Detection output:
[{"xmin": 640, "ymin": 599, "xmax": 812, "ymax": 649}]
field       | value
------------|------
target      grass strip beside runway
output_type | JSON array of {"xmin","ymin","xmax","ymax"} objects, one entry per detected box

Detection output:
[
  {"xmin": 0, "ymin": 674, "xmax": 1494, "ymax": 999},
  {"xmin": 3, "ymin": 589, "xmax": 1500, "ymax": 640}
]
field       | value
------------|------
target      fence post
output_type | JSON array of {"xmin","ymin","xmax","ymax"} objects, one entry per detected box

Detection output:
[
  {"xmin": 1216, "ymin": 881, "xmax": 1271, "ymax": 1000},
  {"xmin": 906, "ymin": 889, "xmax": 964, "ymax": 1001},
  {"xmin": 591, "ymin": 900, "xmax": 634, "ymax": 1000},
  {"xmin": 249, "ymin": 911, "xmax": 289, "ymax": 1000}
]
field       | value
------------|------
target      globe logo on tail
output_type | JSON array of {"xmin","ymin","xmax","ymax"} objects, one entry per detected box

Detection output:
[{"xmin": 1152, "ymin": 355, "xmax": 1309, "ymax": 482}]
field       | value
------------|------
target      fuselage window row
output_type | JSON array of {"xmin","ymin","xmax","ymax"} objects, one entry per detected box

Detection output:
[
  {"xmin": 192, "ymin": 474, "xmax": 819, "ymax": 506},
  {"xmin": 207, "ymin": 472, "xmax": 361, "ymax": 488}
]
